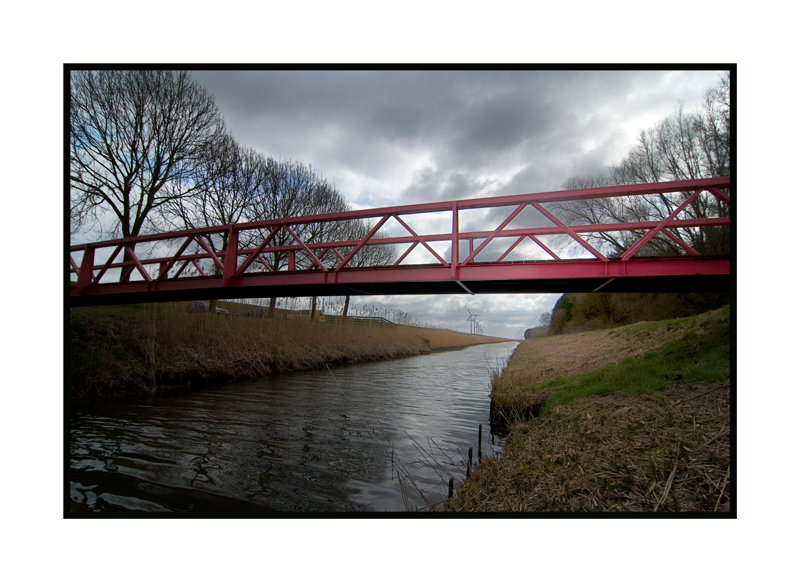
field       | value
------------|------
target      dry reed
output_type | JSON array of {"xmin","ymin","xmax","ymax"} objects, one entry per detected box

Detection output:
[
  {"xmin": 70, "ymin": 301, "xmax": 510, "ymax": 399},
  {"xmin": 446, "ymin": 380, "xmax": 730, "ymax": 512},
  {"xmin": 133, "ymin": 302, "xmax": 431, "ymax": 387}
]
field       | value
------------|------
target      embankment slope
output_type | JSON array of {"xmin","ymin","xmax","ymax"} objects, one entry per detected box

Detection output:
[{"xmin": 446, "ymin": 305, "xmax": 731, "ymax": 512}]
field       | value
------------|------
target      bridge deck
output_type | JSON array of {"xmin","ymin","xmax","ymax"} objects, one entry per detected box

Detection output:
[{"xmin": 69, "ymin": 258, "xmax": 730, "ymax": 307}]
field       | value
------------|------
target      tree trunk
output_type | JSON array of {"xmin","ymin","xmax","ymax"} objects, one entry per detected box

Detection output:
[
  {"xmin": 268, "ymin": 297, "xmax": 277, "ymax": 318},
  {"xmin": 341, "ymin": 295, "xmax": 350, "ymax": 323},
  {"xmin": 310, "ymin": 296, "xmax": 318, "ymax": 320},
  {"xmin": 120, "ymin": 243, "xmax": 136, "ymax": 282}
]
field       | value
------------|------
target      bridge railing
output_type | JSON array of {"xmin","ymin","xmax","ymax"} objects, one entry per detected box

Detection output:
[{"xmin": 70, "ymin": 176, "xmax": 730, "ymax": 296}]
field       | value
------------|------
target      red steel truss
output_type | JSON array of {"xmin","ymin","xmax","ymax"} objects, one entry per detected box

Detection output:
[{"xmin": 69, "ymin": 177, "xmax": 731, "ymax": 306}]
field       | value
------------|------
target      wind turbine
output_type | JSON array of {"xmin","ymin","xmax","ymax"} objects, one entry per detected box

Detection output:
[{"xmin": 466, "ymin": 308, "xmax": 479, "ymax": 335}]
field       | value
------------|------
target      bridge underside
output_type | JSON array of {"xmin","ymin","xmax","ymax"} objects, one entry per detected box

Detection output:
[{"xmin": 69, "ymin": 258, "xmax": 731, "ymax": 307}]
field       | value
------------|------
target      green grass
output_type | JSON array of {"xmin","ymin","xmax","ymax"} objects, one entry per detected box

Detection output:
[
  {"xmin": 69, "ymin": 304, "xmax": 150, "ymax": 397},
  {"xmin": 535, "ymin": 307, "xmax": 730, "ymax": 415}
]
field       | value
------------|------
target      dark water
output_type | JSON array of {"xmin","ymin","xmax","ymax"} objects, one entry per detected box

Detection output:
[{"xmin": 69, "ymin": 341, "xmax": 518, "ymax": 513}]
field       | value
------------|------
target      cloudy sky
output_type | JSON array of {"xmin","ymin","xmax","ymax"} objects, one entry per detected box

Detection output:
[{"xmin": 188, "ymin": 68, "xmax": 726, "ymax": 338}]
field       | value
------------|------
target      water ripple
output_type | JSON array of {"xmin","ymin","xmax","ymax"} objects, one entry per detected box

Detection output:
[{"xmin": 69, "ymin": 341, "xmax": 517, "ymax": 513}]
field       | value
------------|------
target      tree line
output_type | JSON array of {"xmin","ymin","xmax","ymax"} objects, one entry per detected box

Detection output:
[
  {"xmin": 555, "ymin": 72, "xmax": 730, "ymax": 259},
  {"xmin": 545, "ymin": 72, "xmax": 731, "ymax": 333},
  {"xmin": 69, "ymin": 70, "xmax": 393, "ymax": 317}
]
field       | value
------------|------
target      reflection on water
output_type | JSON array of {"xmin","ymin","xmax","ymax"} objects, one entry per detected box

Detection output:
[{"xmin": 69, "ymin": 341, "xmax": 517, "ymax": 513}]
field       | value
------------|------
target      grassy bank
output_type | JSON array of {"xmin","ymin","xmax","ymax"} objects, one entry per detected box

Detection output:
[
  {"xmin": 69, "ymin": 301, "xmax": 509, "ymax": 400},
  {"xmin": 445, "ymin": 305, "xmax": 731, "ymax": 512}
]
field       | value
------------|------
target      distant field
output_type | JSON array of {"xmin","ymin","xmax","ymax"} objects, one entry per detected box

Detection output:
[{"xmin": 408, "ymin": 326, "xmax": 512, "ymax": 350}]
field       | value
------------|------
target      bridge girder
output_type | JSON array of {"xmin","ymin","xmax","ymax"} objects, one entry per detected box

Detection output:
[{"xmin": 70, "ymin": 257, "xmax": 730, "ymax": 307}]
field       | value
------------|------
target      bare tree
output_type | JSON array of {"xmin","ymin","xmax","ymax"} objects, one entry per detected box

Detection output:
[
  {"xmin": 70, "ymin": 69, "xmax": 225, "ymax": 279},
  {"xmin": 251, "ymin": 159, "xmax": 330, "ymax": 270},
  {"xmin": 698, "ymin": 72, "xmax": 730, "ymax": 179},
  {"xmin": 164, "ymin": 133, "xmax": 266, "ymax": 232},
  {"xmin": 240, "ymin": 160, "xmax": 349, "ymax": 317},
  {"xmin": 553, "ymin": 73, "xmax": 731, "ymax": 258},
  {"xmin": 287, "ymin": 179, "xmax": 397, "ymax": 320},
  {"xmin": 336, "ymin": 221, "xmax": 397, "ymax": 320},
  {"xmin": 161, "ymin": 133, "xmax": 271, "ymax": 310},
  {"xmin": 248, "ymin": 161, "xmax": 397, "ymax": 319}
]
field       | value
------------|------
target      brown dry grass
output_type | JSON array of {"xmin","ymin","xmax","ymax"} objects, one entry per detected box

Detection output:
[
  {"xmin": 70, "ymin": 302, "xmax": 512, "ymax": 399},
  {"xmin": 445, "ymin": 308, "xmax": 731, "ymax": 513},
  {"xmin": 446, "ymin": 380, "xmax": 730, "ymax": 512}
]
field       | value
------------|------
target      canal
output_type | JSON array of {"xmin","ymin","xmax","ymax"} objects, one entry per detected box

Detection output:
[{"xmin": 69, "ymin": 341, "xmax": 518, "ymax": 513}]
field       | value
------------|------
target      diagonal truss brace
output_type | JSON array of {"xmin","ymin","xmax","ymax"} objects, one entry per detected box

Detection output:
[
  {"xmin": 621, "ymin": 188, "xmax": 703, "ymax": 261},
  {"xmin": 459, "ymin": 203, "xmax": 528, "ymax": 266},
  {"xmin": 392, "ymin": 214, "xmax": 450, "ymax": 267},
  {"xmin": 459, "ymin": 201, "xmax": 606, "ymax": 266},
  {"xmin": 334, "ymin": 215, "xmax": 391, "ymax": 271},
  {"xmin": 283, "ymin": 225, "xmax": 329, "ymax": 272}
]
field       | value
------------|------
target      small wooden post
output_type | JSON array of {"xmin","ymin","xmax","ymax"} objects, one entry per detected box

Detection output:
[
  {"xmin": 448, "ymin": 477, "xmax": 454, "ymax": 499},
  {"xmin": 467, "ymin": 447, "xmax": 473, "ymax": 477},
  {"xmin": 478, "ymin": 424, "xmax": 483, "ymax": 463}
]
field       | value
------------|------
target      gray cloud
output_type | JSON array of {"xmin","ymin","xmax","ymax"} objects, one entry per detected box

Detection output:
[{"xmin": 400, "ymin": 167, "xmax": 500, "ymax": 204}]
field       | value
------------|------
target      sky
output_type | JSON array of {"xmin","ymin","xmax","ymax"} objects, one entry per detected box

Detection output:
[{"xmin": 188, "ymin": 68, "xmax": 727, "ymax": 338}]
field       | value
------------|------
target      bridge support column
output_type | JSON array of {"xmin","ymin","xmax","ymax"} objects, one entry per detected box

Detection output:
[
  {"xmin": 75, "ymin": 246, "xmax": 95, "ymax": 294},
  {"xmin": 222, "ymin": 227, "xmax": 239, "ymax": 287}
]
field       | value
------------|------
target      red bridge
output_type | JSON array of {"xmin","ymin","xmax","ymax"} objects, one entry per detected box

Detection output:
[{"xmin": 69, "ymin": 177, "xmax": 731, "ymax": 307}]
